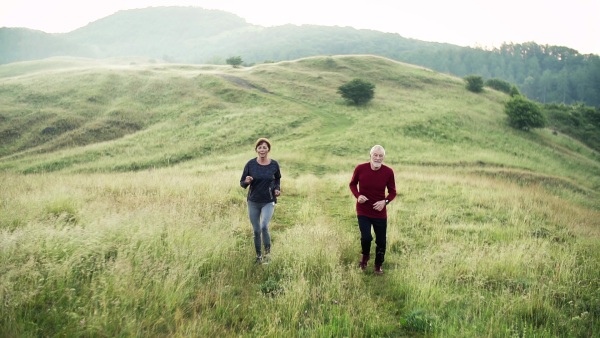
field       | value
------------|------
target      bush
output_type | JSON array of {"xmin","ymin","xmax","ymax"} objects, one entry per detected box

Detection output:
[
  {"xmin": 464, "ymin": 75, "xmax": 484, "ymax": 93},
  {"xmin": 580, "ymin": 104, "xmax": 600, "ymax": 128},
  {"xmin": 226, "ymin": 56, "xmax": 243, "ymax": 68},
  {"xmin": 505, "ymin": 95, "xmax": 546, "ymax": 131},
  {"xmin": 510, "ymin": 85, "xmax": 521, "ymax": 97},
  {"xmin": 485, "ymin": 78, "xmax": 512, "ymax": 94},
  {"xmin": 544, "ymin": 103, "xmax": 600, "ymax": 151},
  {"xmin": 337, "ymin": 79, "xmax": 375, "ymax": 105}
]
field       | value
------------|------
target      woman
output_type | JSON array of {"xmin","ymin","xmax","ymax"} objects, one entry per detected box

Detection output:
[
  {"xmin": 240, "ymin": 138, "xmax": 281, "ymax": 264},
  {"xmin": 349, "ymin": 145, "xmax": 396, "ymax": 275}
]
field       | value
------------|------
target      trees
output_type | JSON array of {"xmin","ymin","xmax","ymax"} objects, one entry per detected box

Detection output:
[
  {"xmin": 401, "ymin": 42, "xmax": 599, "ymax": 107},
  {"xmin": 337, "ymin": 79, "xmax": 375, "ymax": 105},
  {"xmin": 226, "ymin": 56, "xmax": 243, "ymax": 68},
  {"xmin": 505, "ymin": 95, "xmax": 546, "ymax": 131}
]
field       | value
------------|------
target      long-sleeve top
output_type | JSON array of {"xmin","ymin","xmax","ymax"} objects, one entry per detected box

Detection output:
[
  {"xmin": 240, "ymin": 158, "xmax": 281, "ymax": 203},
  {"xmin": 349, "ymin": 162, "xmax": 397, "ymax": 218}
]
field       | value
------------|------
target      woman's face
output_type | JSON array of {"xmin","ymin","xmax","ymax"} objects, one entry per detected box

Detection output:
[{"xmin": 256, "ymin": 143, "xmax": 270, "ymax": 158}]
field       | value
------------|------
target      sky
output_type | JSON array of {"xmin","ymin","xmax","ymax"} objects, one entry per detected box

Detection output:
[{"xmin": 1, "ymin": 0, "xmax": 599, "ymax": 55}]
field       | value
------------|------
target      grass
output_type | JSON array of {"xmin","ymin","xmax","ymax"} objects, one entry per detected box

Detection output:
[
  {"xmin": 1, "ymin": 55, "xmax": 599, "ymax": 337},
  {"xmin": 1, "ymin": 169, "xmax": 598, "ymax": 337}
]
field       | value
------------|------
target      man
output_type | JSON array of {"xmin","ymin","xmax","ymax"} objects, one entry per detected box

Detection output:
[{"xmin": 349, "ymin": 145, "xmax": 397, "ymax": 275}]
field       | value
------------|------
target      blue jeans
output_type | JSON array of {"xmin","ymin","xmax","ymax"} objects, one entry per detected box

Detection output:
[
  {"xmin": 247, "ymin": 201, "xmax": 274, "ymax": 256},
  {"xmin": 357, "ymin": 216, "xmax": 387, "ymax": 266}
]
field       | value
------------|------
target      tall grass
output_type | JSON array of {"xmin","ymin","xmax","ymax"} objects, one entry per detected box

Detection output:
[{"xmin": 1, "ymin": 166, "xmax": 598, "ymax": 337}]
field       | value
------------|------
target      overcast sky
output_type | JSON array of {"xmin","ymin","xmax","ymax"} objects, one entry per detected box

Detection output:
[{"xmin": 1, "ymin": 0, "xmax": 598, "ymax": 55}]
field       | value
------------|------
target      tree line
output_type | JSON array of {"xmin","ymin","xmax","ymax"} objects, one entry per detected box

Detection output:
[
  {"xmin": 399, "ymin": 42, "xmax": 600, "ymax": 107},
  {"xmin": 461, "ymin": 74, "xmax": 600, "ymax": 151}
]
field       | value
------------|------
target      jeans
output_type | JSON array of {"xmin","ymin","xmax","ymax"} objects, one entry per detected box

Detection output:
[
  {"xmin": 357, "ymin": 216, "xmax": 387, "ymax": 266},
  {"xmin": 247, "ymin": 201, "xmax": 274, "ymax": 256}
]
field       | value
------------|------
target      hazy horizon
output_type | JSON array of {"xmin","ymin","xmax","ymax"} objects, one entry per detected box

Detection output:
[{"xmin": 1, "ymin": 0, "xmax": 599, "ymax": 55}]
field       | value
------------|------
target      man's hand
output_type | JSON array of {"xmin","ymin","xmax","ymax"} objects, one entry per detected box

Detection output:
[
  {"xmin": 372, "ymin": 200, "xmax": 386, "ymax": 211},
  {"xmin": 357, "ymin": 195, "xmax": 368, "ymax": 204}
]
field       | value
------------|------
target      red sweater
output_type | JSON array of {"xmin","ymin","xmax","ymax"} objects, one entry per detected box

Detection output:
[{"xmin": 349, "ymin": 162, "xmax": 397, "ymax": 218}]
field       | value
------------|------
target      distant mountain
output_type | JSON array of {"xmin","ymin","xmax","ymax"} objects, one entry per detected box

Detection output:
[
  {"xmin": 62, "ymin": 6, "xmax": 252, "ymax": 61},
  {"xmin": 0, "ymin": 6, "xmax": 455, "ymax": 64},
  {"xmin": 1, "ymin": 6, "xmax": 599, "ymax": 107},
  {"xmin": 0, "ymin": 27, "xmax": 92, "ymax": 63}
]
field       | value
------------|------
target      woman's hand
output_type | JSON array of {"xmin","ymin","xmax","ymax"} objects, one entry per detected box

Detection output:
[
  {"xmin": 274, "ymin": 189, "xmax": 281, "ymax": 197},
  {"xmin": 244, "ymin": 176, "xmax": 253, "ymax": 184}
]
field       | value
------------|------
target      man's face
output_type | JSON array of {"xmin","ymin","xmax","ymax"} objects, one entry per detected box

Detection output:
[{"xmin": 370, "ymin": 150, "xmax": 384, "ymax": 169}]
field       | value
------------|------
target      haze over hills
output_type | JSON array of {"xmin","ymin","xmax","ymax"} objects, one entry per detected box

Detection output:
[
  {"xmin": 1, "ymin": 6, "xmax": 599, "ymax": 108},
  {"xmin": 0, "ymin": 6, "xmax": 450, "ymax": 65}
]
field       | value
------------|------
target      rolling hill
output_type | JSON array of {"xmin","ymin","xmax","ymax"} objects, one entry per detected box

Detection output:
[
  {"xmin": 1, "ymin": 54, "xmax": 598, "ymax": 206},
  {"xmin": 2, "ymin": 6, "xmax": 599, "ymax": 108}
]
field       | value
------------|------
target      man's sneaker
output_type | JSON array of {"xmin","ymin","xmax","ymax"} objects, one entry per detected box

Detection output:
[
  {"xmin": 255, "ymin": 255, "xmax": 262, "ymax": 264},
  {"xmin": 359, "ymin": 254, "xmax": 370, "ymax": 271},
  {"xmin": 374, "ymin": 265, "xmax": 384, "ymax": 275}
]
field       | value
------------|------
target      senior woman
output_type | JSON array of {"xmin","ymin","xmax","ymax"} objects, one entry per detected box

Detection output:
[{"xmin": 240, "ymin": 138, "xmax": 281, "ymax": 264}]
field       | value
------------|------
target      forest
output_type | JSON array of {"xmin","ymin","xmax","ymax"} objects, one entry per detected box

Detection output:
[{"xmin": 399, "ymin": 42, "xmax": 600, "ymax": 107}]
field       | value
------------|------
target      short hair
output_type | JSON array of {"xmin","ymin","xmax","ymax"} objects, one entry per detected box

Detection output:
[
  {"xmin": 255, "ymin": 137, "xmax": 271, "ymax": 150},
  {"xmin": 370, "ymin": 144, "xmax": 385, "ymax": 156}
]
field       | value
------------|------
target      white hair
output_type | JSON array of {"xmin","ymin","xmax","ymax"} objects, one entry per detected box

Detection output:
[{"xmin": 370, "ymin": 145, "xmax": 385, "ymax": 156}]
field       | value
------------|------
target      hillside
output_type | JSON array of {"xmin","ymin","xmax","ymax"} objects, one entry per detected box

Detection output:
[
  {"xmin": 1, "ymin": 55, "xmax": 599, "ymax": 336},
  {"xmin": 1, "ymin": 6, "xmax": 599, "ymax": 107},
  {"xmin": 1, "ymin": 55, "xmax": 598, "ymax": 197}
]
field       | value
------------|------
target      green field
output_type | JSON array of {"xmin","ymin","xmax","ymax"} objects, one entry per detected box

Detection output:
[{"xmin": 1, "ymin": 55, "xmax": 598, "ymax": 337}]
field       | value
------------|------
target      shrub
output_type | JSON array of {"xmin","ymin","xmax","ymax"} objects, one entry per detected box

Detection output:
[
  {"xmin": 505, "ymin": 95, "xmax": 546, "ymax": 131},
  {"xmin": 226, "ymin": 56, "xmax": 243, "ymax": 68},
  {"xmin": 510, "ymin": 85, "xmax": 521, "ymax": 97},
  {"xmin": 544, "ymin": 103, "xmax": 600, "ymax": 151},
  {"xmin": 485, "ymin": 78, "xmax": 512, "ymax": 94},
  {"xmin": 337, "ymin": 78, "xmax": 375, "ymax": 105},
  {"xmin": 464, "ymin": 75, "xmax": 484, "ymax": 93}
]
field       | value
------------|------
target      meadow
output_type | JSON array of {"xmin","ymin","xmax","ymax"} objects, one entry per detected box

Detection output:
[{"xmin": 1, "ymin": 55, "xmax": 599, "ymax": 337}]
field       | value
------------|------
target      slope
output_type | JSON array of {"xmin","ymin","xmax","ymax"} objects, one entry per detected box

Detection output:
[{"xmin": 1, "ymin": 55, "xmax": 598, "ymax": 196}]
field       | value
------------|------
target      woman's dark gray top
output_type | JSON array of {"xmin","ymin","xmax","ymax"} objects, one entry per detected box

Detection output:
[{"xmin": 240, "ymin": 158, "xmax": 281, "ymax": 203}]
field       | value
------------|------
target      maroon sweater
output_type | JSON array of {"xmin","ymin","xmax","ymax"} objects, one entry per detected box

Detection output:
[{"xmin": 349, "ymin": 162, "xmax": 397, "ymax": 218}]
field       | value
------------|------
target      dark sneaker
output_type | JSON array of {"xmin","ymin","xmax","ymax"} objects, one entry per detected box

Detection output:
[
  {"xmin": 255, "ymin": 255, "xmax": 262, "ymax": 264},
  {"xmin": 359, "ymin": 254, "xmax": 370, "ymax": 271},
  {"xmin": 374, "ymin": 265, "xmax": 384, "ymax": 275}
]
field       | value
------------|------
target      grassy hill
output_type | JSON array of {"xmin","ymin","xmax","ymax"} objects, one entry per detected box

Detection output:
[
  {"xmin": 1, "ymin": 55, "xmax": 599, "ymax": 336},
  {"xmin": 2, "ymin": 6, "xmax": 598, "ymax": 107}
]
